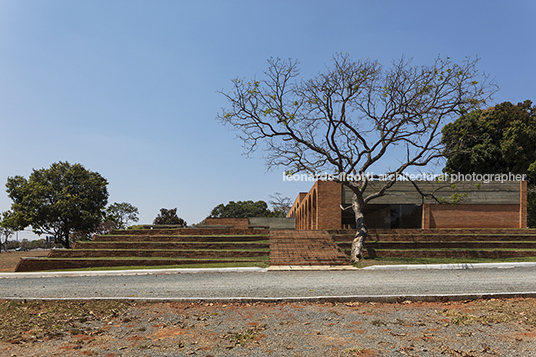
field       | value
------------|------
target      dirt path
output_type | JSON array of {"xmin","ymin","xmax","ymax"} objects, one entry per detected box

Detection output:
[{"xmin": 1, "ymin": 298, "xmax": 535, "ymax": 356}]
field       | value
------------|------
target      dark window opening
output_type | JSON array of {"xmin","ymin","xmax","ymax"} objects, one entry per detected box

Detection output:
[{"xmin": 341, "ymin": 204, "xmax": 422, "ymax": 229}]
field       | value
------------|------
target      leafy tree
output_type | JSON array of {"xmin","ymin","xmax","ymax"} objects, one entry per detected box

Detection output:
[
  {"xmin": 209, "ymin": 200, "xmax": 272, "ymax": 218},
  {"xmin": 153, "ymin": 208, "xmax": 187, "ymax": 227},
  {"xmin": 105, "ymin": 202, "xmax": 139, "ymax": 229},
  {"xmin": 442, "ymin": 100, "xmax": 536, "ymax": 178},
  {"xmin": 442, "ymin": 100, "xmax": 536, "ymax": 226},
  {"xmin": 0, "ymin": 211, "xmax": 15, "ymax": 253},
  {"xmin": 5, "ymin": 162, "xmax": 109, "ymax": 248},
  {"xmin": 218, "ymin": 53, "xmax": 496, "ymax": 261}
]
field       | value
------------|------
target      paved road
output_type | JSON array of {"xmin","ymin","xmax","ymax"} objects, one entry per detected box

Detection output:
[{"xmin": 1, "ymin": 266, "xmax": 536, "ymax": 302}]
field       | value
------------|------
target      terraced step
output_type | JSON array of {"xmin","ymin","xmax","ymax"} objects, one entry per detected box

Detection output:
[
  {"xmin": 337, "ymin": 242, "xmax": 536, "ymax": 250},
  {"xmin": 361, "ymin": 250, "xmax": 536, "ymax": 259},
  {"xmin": 14, "ymin": 258, "xmax": 266, "ymax": 272},
  {"xmin": 73, "ymin": 242, "xmax": 269, "ymax": 250},
  {"xmin": 109, "ymin": 228, "xmax": 269, "ymax": 236},
  {"xmin": 333, "ymin": 234, "xmax": 536, "ymax": 242},
  {"xmin": 93, "ymin": 235, "xmax": 269, "ymax": 243},
  {"xmin": 48, "ymin": 249, "xmax": 269, "ymax": 259}
]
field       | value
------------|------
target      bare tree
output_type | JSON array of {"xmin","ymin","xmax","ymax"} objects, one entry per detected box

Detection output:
[
  {"xmin": 218, "ymin": 53, "xmax": 496, "ymax": 262},
  {"xmin": 269, "ymin": 192, "xmax": 292, "ymax": 215}
]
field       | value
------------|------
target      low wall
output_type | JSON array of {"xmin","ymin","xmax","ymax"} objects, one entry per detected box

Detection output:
[
  {"xmin": 248, "ymin": 217, "xmax": 295, "ymax": 229},
  {"xmin": 205, "ymin": 218, "xmax": 249, "ymax": 229}
]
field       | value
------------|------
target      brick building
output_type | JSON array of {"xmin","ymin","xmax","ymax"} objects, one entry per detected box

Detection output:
[{"xmin": 288, "ymin": 180, "xmax": 528, "ymax": 230}]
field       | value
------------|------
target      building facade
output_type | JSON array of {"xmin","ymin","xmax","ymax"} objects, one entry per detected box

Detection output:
[{"xmin": 288, "ymin": 180, "xmax": 528, "ymax": 230}]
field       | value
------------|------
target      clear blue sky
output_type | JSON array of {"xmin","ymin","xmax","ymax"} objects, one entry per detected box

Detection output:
[{"xmin": 1, "ymin": 0, "xmax": 535, "ymax": 237}]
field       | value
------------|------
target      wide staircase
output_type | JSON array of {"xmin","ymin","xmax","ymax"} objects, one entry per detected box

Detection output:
[
  {"xmin": 269, "ymin": 230, "xmax": 348, "ymax": 265},
  {"xmin": 15, "ymin": 228, "xmax": 270, "ymax": 272},
  {"xmin": 330, "ymin": 228, "xmax": 536, "ymax": 259}
]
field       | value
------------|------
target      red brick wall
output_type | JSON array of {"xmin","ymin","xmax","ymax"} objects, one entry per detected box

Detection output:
[
  {"xmin": 290, "ymin": 180, "xmax": 528, "ymax": 230},
  {"xmin": 425, "ymin": 204, "xmax": 521, "ymax": 229},
  {"xmin": 316, "ymin": 180, "xmax": 341, "ymax": 230},
  {"xmin": 288, "ymin": 192, "xmax": 307, "ymax": 218},
  {"xmin": 288, "ymin": 180, "xmax": 342, "ymax": 230},
  {"xmin": 205, "ymin": 218, "xmax": 249, "ymax": 229},
  {"xmin": 422, "ymin": 204, "xmax": 431, "ymax": 229}
]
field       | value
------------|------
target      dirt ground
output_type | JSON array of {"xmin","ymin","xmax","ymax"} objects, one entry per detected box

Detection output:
[
  {"xmin": 0, "ymin": 250, "xmax": 49, "ymax": 272},
  {"xmin": 1, "ymin": 252, "xmax": 535, "ymax": 356},
  {"xmin": 1, "ymin": 298, "xmax": 535, "ymax": 356}
]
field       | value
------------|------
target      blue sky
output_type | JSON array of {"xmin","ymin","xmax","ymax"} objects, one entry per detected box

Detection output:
[{"xmin": 0, "ymin": 0, "xmax": 535, "ymax": 238}]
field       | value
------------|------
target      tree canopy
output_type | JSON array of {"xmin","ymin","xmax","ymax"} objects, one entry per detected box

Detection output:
[
  {"xmin": 218, "ymin": 53, "xmax": 496, "ymax": 261},
  {"xmin": 442, "ymin": 100, "xmax": 536, "ymax": 226},
  {"xmin": 442, "ymin": 100, "xmax": 536, "ymax": 180},
  {"xmin": 4, "ymin": 162, "xmax": 108, "ymax": 248},
  {"xmin": 153, "ymin": 208, "xmax": 187, "ymax": 227},
  {"xmin": 209, "ymin": 200, "xmax": 279, "ymax": 218},
  {"xmin": 105, "ymin": 202, "xmax": 139, "ymax": 229}
]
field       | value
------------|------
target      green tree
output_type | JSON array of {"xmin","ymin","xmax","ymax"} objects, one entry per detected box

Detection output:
[
  {"xmin": 105, "ymin": 202, "xmax": 139, "ymax": 229},
  {"xmin": 442, "ymin": 100, "xmax": 536, "ymax": 226},
  {"xmin": 0, "ymin": 211, "xmax": 15, "ymax": 252},
  {"xmin": 209, "ymin": 200, "xmax": 272, "ymax": 218},
  {"xmin": 218, "ymin": 53, "xmax": 496, "ymax": 262},
  {"xmin": 5, "ymin": 162, "xmax": 109, "ymax": 248},
  {"xmin": 153, "ymin": 208, "xmax": 187, "ymax": 227}
]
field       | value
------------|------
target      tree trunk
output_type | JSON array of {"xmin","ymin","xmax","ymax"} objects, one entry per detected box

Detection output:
[
  {"xmin": 62, "ymin": 226, "xmax": 71, "ymax": 249},
  {"xmin": 350, "ymin": 193, "xmax": 368, "ymax": 262}
]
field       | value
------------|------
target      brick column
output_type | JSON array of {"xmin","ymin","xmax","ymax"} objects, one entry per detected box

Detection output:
[
  {"xmin": 422, "ymin": 203, "xmax": 431, "ymax": 229},
  {"xmin": 520, "ymin": 180, "xmax": 528, "ymax": 228},
  {"xmin": 316, "ymin": 180, "xmax": 342, "ymax": 230}
]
